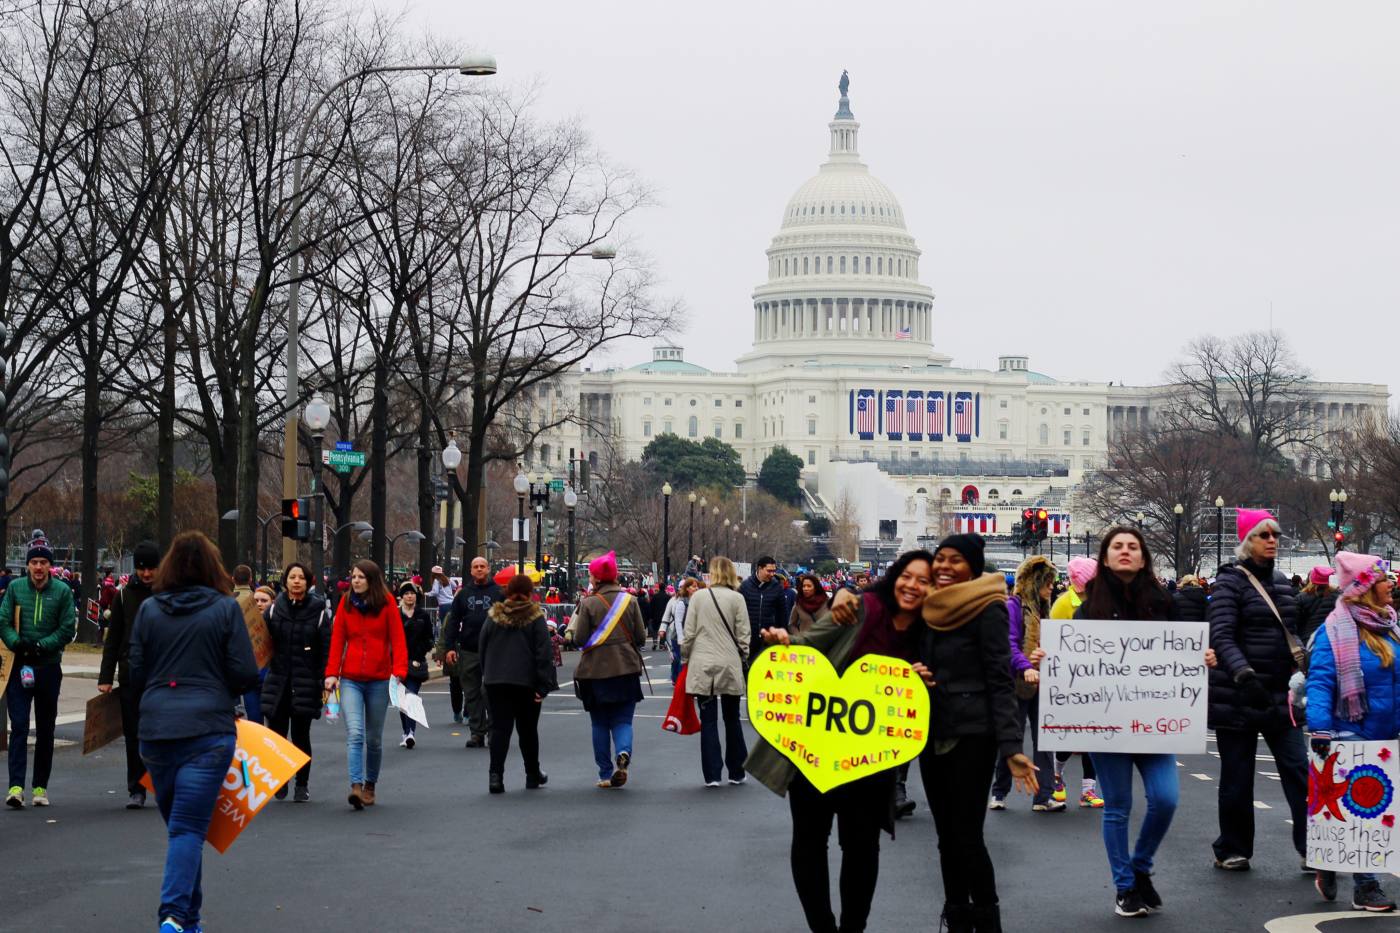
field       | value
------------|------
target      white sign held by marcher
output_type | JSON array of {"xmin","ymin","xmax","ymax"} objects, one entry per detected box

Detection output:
[
  {"xmin": 1037, "ymin": 618, "xmax": 1209, "ymax": 754},
  {"xmin": 1306, "ymin": 740, "xmax": 1398, "ymax": 872}
]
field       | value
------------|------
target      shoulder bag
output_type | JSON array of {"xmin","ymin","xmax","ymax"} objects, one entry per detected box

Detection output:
[
  {"xmin": 708, "ymin": 589, "xmax": 749, "ymax": 673},
  {"xmin": 1241, "ymin": 571, "xmax": 1306, "ymax": 669}
]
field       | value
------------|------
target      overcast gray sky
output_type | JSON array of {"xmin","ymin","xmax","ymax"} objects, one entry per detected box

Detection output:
[{"xmin": 410, "ymin": 0, "xmax": 1398, "ymax": 393}]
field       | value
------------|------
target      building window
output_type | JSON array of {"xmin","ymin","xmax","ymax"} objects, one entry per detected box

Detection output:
[
  {"xmin": 1040, "ymin": 407, "xmax": 1047, "ymax": 415},
  {"xmin": 1082, "ymin": 429, "xmax": 1091, "ymax": 446},
  {"xmin": 999, "ymin": 399, "xmax": 1008, "ymax": 409},
  {"xmin": 663, "ymin": 420, "xmax": 673, "ymax": 434},
  {"xmin": 826, "ymin": 256, "xmax": 833, "ymax": 273},
  {"xmin": 1063, "ymin": 429, "xmax": 1071, "ymax": 446},
  {"xmin": 877, "ymin": 257, "xmax": 883, "ymax": 274},
  {"xmin": 734, "ymin": 423, "xmax": 743, "ymax": 439},
  {"xmin": 1039, "ymin": 424, "xmax": 1049, "ymax": 445},
  {"xmin": 808, "ymin": 394, "xmax": 816, "ymax": 403},
  {"xmin": 803, "ymin": 257, "xmax": 809, "ymax": 273},
  {"xmin": 839, "ymin": 256, "xmax": 846, "ymax": 274},
  {"xmin": 1082, "ymin": 407, "xmax": 1090, "ymax": 416},
  {"xmin": 664, "ymin": 397, "xmax": 672, "ymax": 407},
  {"xmin": 688, "ymin": 416, "xmax": 698, "ymax": 437},
  {"xmin": 808, "ymin": 418, "xmax": 817, "ymax": 435},
  {"xmin": 714, "ymin": 399, "xmax": 722, "ymax": 407},
  {"xmin": 714, "ymin": 423, "xmax": 723, "ymax": 439},
  {"xmin": 643, "ymin": 421, "xmax": 652, "ymax": 437},
  {"xmin": 643, "ymin": 396, "xmax": 652, "ymax": 406},
  {"xmin": 864, "ymin": 256, "xmax": 871, "ymax": 274},
  {"xmin": 1063, "ymin": 407, "xmax": 1071, "ymax": 415},
  {"xmin": 735, "ymin": 399, "xmax": 743, "ymax": 408},
  {"xmin": 807, "ymin": 449, "xmax": 816, "ymax": 465},
  {"xmin": 689, "ymin": 398, "xmax": 697, "ymax": 407}
]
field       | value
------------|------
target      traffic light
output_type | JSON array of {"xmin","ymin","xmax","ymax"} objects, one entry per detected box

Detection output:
[
  {"xmin": 1036, "ymin": 509, "xmax": 1050, "ymax": 542},
  {"xmin": 1335, "ymin": 531, "xmax": 1346, "ymax": 548},
  {"xmin": 281, "ymin": 496, "xmax": 315, "ymax": 541}
]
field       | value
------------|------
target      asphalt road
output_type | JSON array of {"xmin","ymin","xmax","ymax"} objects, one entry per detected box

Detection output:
[{"xmin": 5, "ymin": 649, "xmax": 1400, "ymax": 933}]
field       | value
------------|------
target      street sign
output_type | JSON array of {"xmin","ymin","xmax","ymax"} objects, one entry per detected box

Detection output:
[
  {"xmin": 512, "ymin": 518, "xmax": 530, "ymax": 543},
  {"xmin": 1326, "ymin": 520, "xmax": 1336, "ymax": 529},
  {"xmin": 335, "ymin": 441, "xmax": 352, "ymax": 452},
  {"xmin": 322, "ymin": 449, "xmax": 366, "ymax": 469},
  {"xmin": 549, "ymin": 479, "xmax": 565, "ymax": 493}
]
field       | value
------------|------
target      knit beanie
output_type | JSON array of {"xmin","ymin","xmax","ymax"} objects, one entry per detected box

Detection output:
[
  {"xmin": 25, "ymin": 530, "xmax": 53, "ymax": 563},
  {"xmin": 1309, "ymin": 565, "xmax": 1334, "ymax": 587},
  {"xmin": 935, "ymin": 533, "xmax": 986, "ymax": 578},
  {"xmin": 1067, "ymin": 556, "xmax": 1098, "ymax": 592},
  {"xmin": 1236, "ymin": 508, "xmax": 1275, "ymax": 542},
  {"xmin": 133, "ymin": 540, "xmax": 162, "ymax": 570},
  {"xmin": 588, "ymin": 550, "xmax": 619, "ymax": 584},
  {"xmin": 1335, "ymin": 551, "xmax": 1386, "ymax": 595}
]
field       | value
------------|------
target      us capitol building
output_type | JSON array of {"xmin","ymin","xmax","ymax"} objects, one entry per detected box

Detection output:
[{"xmin": 526, "ymin": 74, "xmax": 1387, "ymax": 556}]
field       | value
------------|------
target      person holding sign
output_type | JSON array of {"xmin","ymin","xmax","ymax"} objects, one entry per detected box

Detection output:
[
  {"xmin": 681, "ymin": 556, "xmax": 752, "ymax": 787},
  {"xmin": 97, "ymin": 539, "xmax": 161, "ymax": 810},
  {"xmin": 1206, "ymin": 508, "xmax": 1308, "ymax": 873},
  {"xmin": 324, "ymin": 560, "xmax": 408, "ymax": 810},
  {"xmin": 747, "ymin": 549, "xmax": 937, "ymax": 933},
  {"xmin": 568, "ymin": 551, "xmax": 647, "ymax": 788},
  {"xmin": 917, "ymin": 534, "xmax": 1036, "ymax": 933},
  {"xmin": 1075, "ymin": 526, "xmax": 1217, "ymax": 918},
  {"xmin": 260, "ymin": 563, "xmax": 327, "ymax": 802},
  {"xmin": 1305, "ymin": 551, "xmax": 1399, "ymax": 912},
  {"xmin": 127, "ymin": 532, "xmax": 260, "ymax": 933}
]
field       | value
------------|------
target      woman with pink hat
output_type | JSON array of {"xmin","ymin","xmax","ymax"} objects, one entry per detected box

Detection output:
[
  {"xmin": 567, "ymin": 551, "xmax": 648, "ymax": 788},
  {"xmin": 1306, "ymin": 551, "xmax": 1400, "ymax": 911},
  {"xmin": 1205, "ymin": 507, "xmax": 1308, "ymax": 873},
  {"xmin": 1298, "ymin": 565, "xmax": 1338, "ymax": 642}
]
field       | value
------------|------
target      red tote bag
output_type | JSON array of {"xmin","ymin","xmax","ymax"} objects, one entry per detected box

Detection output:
[{"xmin": 661, "ymin": 664, "xmax": 701, "ymax": 735}]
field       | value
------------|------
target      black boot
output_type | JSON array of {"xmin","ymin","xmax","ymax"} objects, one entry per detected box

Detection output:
[
  {"xmin": 970, "ymin": 904, "xmax": 1002, "ymax": 933},
  {"xmin": 894, "ymin": 780, "xmax": 916, "ymax": 818},
  {"xmin": 940, "ymin": 904, "xmax": 974, "ymax": 933},
  {"xmin": 489, "ymin": 773, "xmax": 505, "ymax": 794},
  {"xmin": 526, "ymin": 770, "xmax": 548, "ymax": 789}
]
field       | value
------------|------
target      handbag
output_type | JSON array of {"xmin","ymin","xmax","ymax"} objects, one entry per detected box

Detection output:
[
  {"xmin": 1242, "ymin": 571, "xmax": 1306, "ymax": 669},
  {"xmin": 707, "ymin": 589, "xmax": 749, "ymax": 673},
  {"xmin": 662, "ymin": 664, "xmax": 701, "ymax": 735}
]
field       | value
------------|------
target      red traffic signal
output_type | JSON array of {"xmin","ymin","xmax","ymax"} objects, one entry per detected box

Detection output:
[{"xmin": 1335, "ymin": 531, "xmax": 1346, "ymax": 544}]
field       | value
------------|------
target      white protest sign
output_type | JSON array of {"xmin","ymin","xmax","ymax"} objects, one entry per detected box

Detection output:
[
  {"xmin": 1037, "ymin": 618, "xmax": 1209, "ymax": 754},
  {"xmin": 1306, "ymin": 740, "xmax": 1399, "ymax": 873}
]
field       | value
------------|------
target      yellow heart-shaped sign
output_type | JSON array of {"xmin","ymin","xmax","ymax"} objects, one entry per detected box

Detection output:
[{"xmin": 747, "ymin": 644, "xmax": 930, "ymax": 793}]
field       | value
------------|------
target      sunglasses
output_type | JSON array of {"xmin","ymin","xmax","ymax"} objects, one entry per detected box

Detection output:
[{"xmin": 1256, "ymin": 531, "xmax": 1280, "ymax": 540}]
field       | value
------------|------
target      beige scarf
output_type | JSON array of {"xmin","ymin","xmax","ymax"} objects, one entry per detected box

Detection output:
[{"xmin": 923, "ymin": 572, "xmax": 1008, "ymax": 632}]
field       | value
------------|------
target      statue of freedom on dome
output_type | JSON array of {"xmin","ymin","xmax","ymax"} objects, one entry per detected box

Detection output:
[{"xmin": 838, "ymin": 70, "xmax": 850, "ymax": 97}]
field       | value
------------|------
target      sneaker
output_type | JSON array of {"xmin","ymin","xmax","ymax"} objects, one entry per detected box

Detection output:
[
  {"xmin": 159, "ymin": 919, "xmax": 186, "ymax": 933},
  {"xmin": 1214, "ymin": 855, "xmax": 1251, "ymax": 871},
  {"xmin": 465, "ymin": 735, "xmax": 485, "ymax": 748},
  {"xmin": 1134, "ymin": 871, "xmax": 1162, "ymax": 911},
  {"xmin": 988, "ymin": 796, "xmax": 1007, "ymax": 811},
  {"xmin": 31, "ymin": 788, "xmax": 48, "ymax": 807},
  {"xmin": 1114, "ymin": 888, "xmax": 1150, "ymax": 918},
  {"xmin": 405, "ymin": 734, "xmax": 415, "ymax": 750},
  {"xmin": 293, "ymin": 785, "xmax": 309, "ymax": 803},
  {"xmin": 611, "ymin": 751, "xmax": 630, "ymax": 787},
  {"xmin": 452, "ymin": 714, "xmax": 463, "ymax": 724},
  {"xmin": 1032, "ymin": 800, "xmax": 1067, "ymax": 812},
  {"xmin": 526, "ymin": 771, "xmax": 548, "ymax": 789},
  {"xmin": 127, "ymin": 791, "xmax": 146, "ymax": 810},
  {"xmin": 1315, "ymin": 870, "xmax": 1337, "ymax": 902},
  {"xmin": 705, "ymin": 780, "xmax": 721, "ymax": 788},
  {"xmin": 274, "ymin": 784, "xmax": 288, "ymax": 801},
  {"xmin": 399, "ymin": 735, "xmax": 409, "ymax": 748},
  {"xmin": 728, "ymin": 775, "xmax": 746, "ymax": 785},
  {"xmin": 1080, "ymin": 789, "xmax": 1105, "ymax": 808},
  {"xmin": 5, "ymin": 786, "xmax": 21, "ymax": 809},
  {"xmin": 1052, "ymin": 775, "xmax": 1067, "ymax": 803},
  {"xmin": 1353, "ymin": 883, "xmax": 1397, "ymax": 912}
]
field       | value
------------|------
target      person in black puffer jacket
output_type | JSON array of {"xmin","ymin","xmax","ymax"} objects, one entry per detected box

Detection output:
[
  {"xmin": 260, "ymin": 562, "xmax": 328, "ymax": 802},
  {"xmin": 396, "ymin": 581, "xmax": 435, "ymax": 749},
  {"xmin": 1206, "ymin": 508, "xmax": 1307, "ymax": 872},
  {"xmin": 1297, "ymin": 565, "xmax": 1339, "ymax": 643},
  {"xmin": 1172, "ymin": 575, "xmax": 1208, "ymax": 622}
]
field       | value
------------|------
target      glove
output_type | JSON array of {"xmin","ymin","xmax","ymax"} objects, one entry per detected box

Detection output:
[
  {"xmin": 1310, "ymin": 733, "xmax": 1332, "ymax": 759},
  {"xmin": 1235, "ymin": 670, "xmax": 1273, "ymax": 710}
]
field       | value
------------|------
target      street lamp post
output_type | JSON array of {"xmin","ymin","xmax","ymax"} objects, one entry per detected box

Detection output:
[
  {"xmin": 751, "ymin": 531, "xmax": 758, "ymax": 563},
  {"xmin": 221, "ymin": 511, "xmax": 278, "ymax": 584},
  {"xmin": 687, "ymin": 492, "xmax": 697, "ymax": 566},
  {"xmin": 1214, "ymin": 496, "xmax": 1225, "ymax": 572},
  {"xmin": 1330, "ymin": 488, "xmax": 1349, "ymax": 551},
  {"xmin": 1173, "ymin": 503, "xmax": 1184, "ymax": 577},
  {"xmin": 1135, "ymin": 511, "xmax": 1145, "ymax": 529},
  {"xmin": 723, "ymin": 517, "xmax": 731, "ymax": 556},
  {"xmin": 303, "ymin": 394, "xmax": 331, "ymax": 585},
  {"xmin": 329, "ymin": 521, "xmax": 372, "ymax": 582},
  {"xmin": 564, "ymin": 486, "xmax": 578, "ymax": 602},
  {"xmin": 513, "ymin": 468, "xmax": 530, "ymax": 573},
  {"xmin": 662, "ymin": 483, "xmax": 672, "ymax": 584},
  {"xmin": 279, "ymin": 54, "xmax": 497, "ymax": 570},
  {"xmin": 698, "ymin": 496, "xmax": 708, "ymax": 562},
  {"xmin": 711, "ymin": 506, "xmax": 720, "ymax": 559},
  {"xmin": 527, "ymin": 473, "xmax": 552, "ymax": 571},
  {"xmin": 387, "ymin": 530, "xmax": 426, "ymax": 581},
  {"xmin": 441, "ymin": 437, "xmax": 462, "ymax": 575},
  {"xmin": 534, "ymin": 502, "xmax": 545, "ymax": 571}
]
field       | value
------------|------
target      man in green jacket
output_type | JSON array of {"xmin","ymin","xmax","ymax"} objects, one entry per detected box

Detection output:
[{"xmin": 2, "ymin": 534, "xmax": 76, "ymax": 808}]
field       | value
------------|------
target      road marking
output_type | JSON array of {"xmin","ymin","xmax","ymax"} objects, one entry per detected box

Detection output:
[
  {"xmin": 1253, "ymin": 801, "xmax": 1272, "ymax": 809},
  {"xmin": 1265, "ymin": 911, "xmax": 1398, "ymax": 931},
  {"xmin": 1191, "ymin": 773, "xmax": 1213, "ymax": 781}
]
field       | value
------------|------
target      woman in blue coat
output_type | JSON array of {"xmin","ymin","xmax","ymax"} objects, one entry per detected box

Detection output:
[{"xmin": 1307, "ymin": 551, "xmax": 1400, "ymax": 913}]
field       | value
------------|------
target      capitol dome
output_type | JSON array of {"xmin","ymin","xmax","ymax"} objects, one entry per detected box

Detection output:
[{"xmin": 738, "ymin": 73, "xmax": 945, "ymax": 374}]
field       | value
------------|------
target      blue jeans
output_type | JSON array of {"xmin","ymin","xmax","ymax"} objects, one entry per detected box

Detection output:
[
  {"xmin": 669, "ymin": 639, "xmax": 682, "ymax": 684},
  {"xmin": 1091, "ymin": 752, "xmax": 1179, "ymax": 893},
  {"xmin": 589, "ymin": 702, "xmax": 636, "ymax": 780},
  {"xmin": 340, "ymin": 679, "xmax": 389, "ymax": 784},
  {"xmin": 241, "ymin": 669, "xmax": 267, "ymax": 724},
  {"xmin": 6, "ymin": 661, "xmax": 61, "ymax": 789},
  {"xmin": 399, "ymin": 677, "xmax": 422, "ymax": 736},
  {"xmin": 141, "ymin": 732, "xmax": 237, "ymax": 926}
]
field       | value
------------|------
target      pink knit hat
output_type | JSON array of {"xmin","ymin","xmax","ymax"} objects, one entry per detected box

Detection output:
[
  {"xmin": 1067, "ymin": 556, "xmax": 1097, "ymax": 591},
  {"xmin": 1309, "ymin": 565, "xmax": 1334, "ymax": 587},
  {"xmin": 1236, "ymin": 508, "xmax": 1276, "ymax": 542},
  {"xmin": 588, "ymin": 550, "xmax": 618, "ymax": 583},
  {"xmin": 1335, "ymin": 551, "xmax": 1386, "ymax": 594}
]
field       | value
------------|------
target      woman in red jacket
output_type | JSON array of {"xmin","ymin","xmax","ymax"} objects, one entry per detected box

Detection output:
[{"xmin": 324, "ymin": 560, "xmax": 407, "ymax": 810}]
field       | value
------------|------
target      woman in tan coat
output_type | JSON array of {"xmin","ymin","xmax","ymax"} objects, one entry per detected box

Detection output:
[{"xmin": 681, "ymin": 556, "xmax": 752, "ymax": 787}]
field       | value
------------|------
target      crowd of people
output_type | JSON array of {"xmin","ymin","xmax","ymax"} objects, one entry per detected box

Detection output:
[{"xmin": 2, "ymin": 507, "xmax": 1397, "ymax": 932}]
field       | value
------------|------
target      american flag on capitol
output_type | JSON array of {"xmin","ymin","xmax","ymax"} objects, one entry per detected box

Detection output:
[
  {"xmin": 953, "ymin": 395, "xmax": 974, "ymax": 438},
  {"xmin": 855, "ymin": 394, "xmax": 875, "ymax": 435},
  {"xmin": 894, "ymin": 326, "xmax": 911, "ymax": 340}
]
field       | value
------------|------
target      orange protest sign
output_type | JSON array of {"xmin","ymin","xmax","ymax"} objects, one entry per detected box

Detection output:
[{"xmin": 141, "ymin": 720, "xmax": 308, "ymax": 853}]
